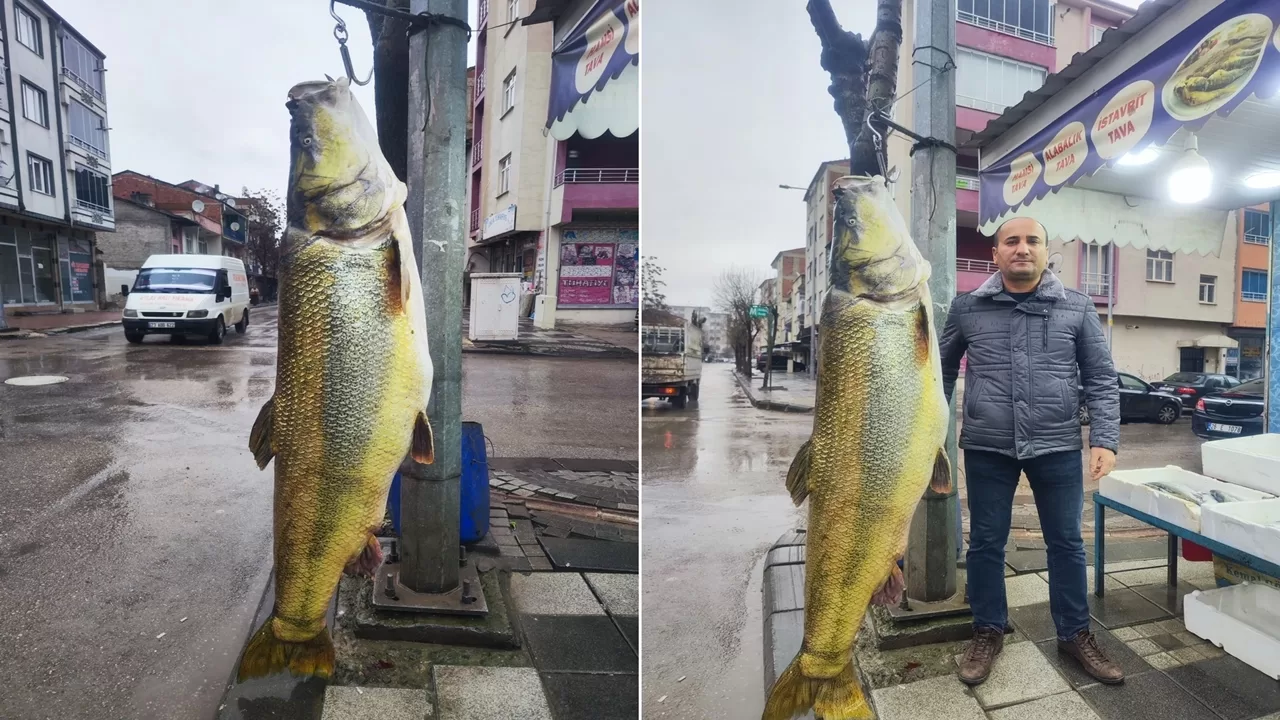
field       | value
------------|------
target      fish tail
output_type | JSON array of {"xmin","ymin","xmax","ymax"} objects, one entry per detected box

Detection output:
[
  {"xmin": 235, "ymin": 617, "xmax": 334, "ymax": 682},
  {"xmin": 762, "ymin": 655, "xmax": 871, "ymax": 720}
]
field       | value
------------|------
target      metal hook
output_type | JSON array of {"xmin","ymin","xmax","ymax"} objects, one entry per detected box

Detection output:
[
  {"xmin": 865, "ymin": 109, "xmax": 889, "ymax": 182},
  {"xmin": 330, "ymin": 0, "xmax": 373, "ymax": 86}
]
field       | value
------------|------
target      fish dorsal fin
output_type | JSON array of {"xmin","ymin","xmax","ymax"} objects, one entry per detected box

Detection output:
[
  {"xmin": 786, "ymin": 439, "xmax": 813, "ymax": 506},
  {"xmin": 249, "ymin": 396, "xmax": 276, "ymax": 470}
]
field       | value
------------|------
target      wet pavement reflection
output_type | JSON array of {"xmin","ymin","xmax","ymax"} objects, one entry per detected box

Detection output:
[{"xmin": 641, "ymin": 364, "xmax": 810, "ymax": 718}]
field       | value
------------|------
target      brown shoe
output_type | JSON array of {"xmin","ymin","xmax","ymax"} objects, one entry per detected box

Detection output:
[
  {"xmin": 1058, "ymin": 630, "xmax": 1125, "ymax": 684},
  {"xmin": 958, "ymin": 627, "xmax": 1004, "ymax": 685}
]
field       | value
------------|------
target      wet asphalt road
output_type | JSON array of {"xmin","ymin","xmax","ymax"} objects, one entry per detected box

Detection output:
[
  {"xmin": 640, "ymin": 364, "xmax": 1210, "ymax": 719},
  {"xmin": 0, "ymin": 306, "xmax": 637, "ymax": 720}
]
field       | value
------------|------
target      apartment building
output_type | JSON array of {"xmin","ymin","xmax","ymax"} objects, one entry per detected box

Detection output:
[
  {"xmin": 468, "ymin": 0, "xmax": 639, "ymax": 325},
  {"xmin": 0, "ymin": 0, "xmax": 112, "ymax": 311},
  {"xmin": 1226, "ymin": 205, "xmax": 1270, "ymax": 380},
  {"xmin": 802, "ymin": 158, "xmax": 849, "ymax": 337},
  {"xmin": 770, "ymin": 248, "xmax": 804, "ymax": 344}
]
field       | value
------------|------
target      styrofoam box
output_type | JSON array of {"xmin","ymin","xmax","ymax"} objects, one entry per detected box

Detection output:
[
  {"xmin": 1185, "ymin": 582, "xmax": 1280, "ymax": 680},
  {"xmin": 1098, "ymin": 466, "xmax": 1274, "ymax": 533},
  {"xmin": 1200, "ymin": 498, "xmax": 1280, "ymax": 569},
  {"xmin": 1202, "ymin": 434, "xmax": 1280, "ymax": 496}
]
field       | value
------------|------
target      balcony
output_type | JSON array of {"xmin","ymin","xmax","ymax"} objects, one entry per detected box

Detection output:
[
  {"xmin": 478, "ymin": 0, "xmax": 488, "ymax": 28},
  {"xmin": 554, "ymin": 168, "xmax": 639, "ymax": 222},
  {"xmin": 475, "ymin": 72, "xmax": 486, "ymax": 103},
  {"xmin": 471, "ymin": 138, "xmax": 483, "ymax": 169},
  {"xmin": 1082, "ymin": 272, "xmax": 1113, "ymax": 299},
  {"xmin": 470, "ymin": 208, "xmax": 480, "ymax": 234},
  {"xmin": 61, "ymin": 67, "xmax": 104, "ymax": 102},
  {"xmin": 957, "ymin": 257, "xmax": 998, "ymax": 293}
]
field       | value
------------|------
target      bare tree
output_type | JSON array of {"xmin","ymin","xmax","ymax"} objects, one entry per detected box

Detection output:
[
  {"xmin": 363, "ymin": 0, "xmax": 412, "ymax": 181},
  {"xmin": 239, "ymin": 187, "xmax": 285, "ymax": 290},
  {"xmin": 641, "ymin": 256, "xmax": 668, "ymax": 311},
  {"xmin": 714, "ymin": 267, "xmax": 764, "ymax": 378},
  {"xmin": 807, "ymin": 0, "xmax": 903, "ymax": 176}
]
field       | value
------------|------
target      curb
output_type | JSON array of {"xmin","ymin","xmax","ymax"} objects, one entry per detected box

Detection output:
[
  {"xmin": 734, "ymin": 371, "xmax": 814, "ymax": 414},
  {"xmin": 761, "ymin": 529, "xmax": 816, "ymax": 720},
  {"xmin": 462, "ymin": 342, "xmax": 635, "ymax": 359}
]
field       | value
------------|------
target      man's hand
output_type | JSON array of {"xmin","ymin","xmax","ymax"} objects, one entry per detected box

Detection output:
[{"xmin": 1090, "ymin": 447, "xmax": 1116, "ymax": 482}]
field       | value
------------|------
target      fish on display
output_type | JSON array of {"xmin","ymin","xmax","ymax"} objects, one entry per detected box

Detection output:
[
  {"xmin": 762, "ymin": 176, "xmax": 951, "ymax": 720},
  {"xmin": 1146, "ymin": 481, "xmax": 1206, "ymax": 505},
  {"xmin": 237, "ymin": 77, "xmax": 435, "ymax": 682}
]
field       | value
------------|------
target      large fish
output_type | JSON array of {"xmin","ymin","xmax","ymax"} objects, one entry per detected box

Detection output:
[
  {"xmin": 762, "ymin": 176, "xmax": 950, "ymax": 720},
  {"xmin": 237, "ymin": 77, "xmax": 434, "ymax": 682}
]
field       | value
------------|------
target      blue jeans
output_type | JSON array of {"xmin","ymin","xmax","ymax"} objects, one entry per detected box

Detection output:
[{"xmin": 965, "ymin": 449, "xmax": 1090, "ymax": 641}]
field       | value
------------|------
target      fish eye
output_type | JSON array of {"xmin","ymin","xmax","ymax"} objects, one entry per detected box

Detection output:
[{"xmin": 302, "ymin": 137, "xmax": 313, "ymax": 146}]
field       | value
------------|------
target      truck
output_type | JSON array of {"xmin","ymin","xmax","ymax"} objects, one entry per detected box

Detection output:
[{"xmin": 641, "ymin": 308, "xmax": 704, "ymax": 409}]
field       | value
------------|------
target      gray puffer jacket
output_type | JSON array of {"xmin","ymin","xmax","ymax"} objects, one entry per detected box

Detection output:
[{"xmin": 940, "ymin": 270, "xmax": 1120, "ymax": 460}]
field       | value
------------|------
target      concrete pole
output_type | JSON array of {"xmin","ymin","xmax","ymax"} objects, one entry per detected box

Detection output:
[
  {"xmin": 904, "ymin": 0, "xmax": 959, "ymax": 603},
  {"xmin": 400, "ymin": 0, "xmax": 468, "ymax": 594}
]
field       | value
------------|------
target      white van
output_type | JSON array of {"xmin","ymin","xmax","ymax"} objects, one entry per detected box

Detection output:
[{"xmin": 122, "ymin": 255, "xmax": 251, "ymax": 344}]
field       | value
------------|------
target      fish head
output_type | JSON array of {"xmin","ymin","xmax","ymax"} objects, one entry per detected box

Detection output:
[
  {"xmin": 286, "ymin": 77, "xmax": 405, "ymax": 236},
  {"xmin": 829, "ymin": 176, "xmax": 929, "ymax": 300}
]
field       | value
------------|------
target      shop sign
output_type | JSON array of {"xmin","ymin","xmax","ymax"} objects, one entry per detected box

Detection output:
[{"xmin": 483, "ymin": 204, "xmax": 517, "ymax": 240}]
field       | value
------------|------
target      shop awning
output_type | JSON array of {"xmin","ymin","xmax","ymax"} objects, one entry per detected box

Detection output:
[
  {"xmin": 1177, "ymin": 334, "xmax": 1239, "ymax": 349},
  {"xmin": 973, "ymin": 0, "xmax": 1280, "ymax": 255},
  {"xmin": 546, "ymin": 0, "xmax": 638, "ymax": 141}
]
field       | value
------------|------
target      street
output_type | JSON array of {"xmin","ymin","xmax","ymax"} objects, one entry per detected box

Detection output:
[
  {"xmin": 0, "ymin": 306, "xmax": 638, "ymax": 720},
  {"xmin": 640, "ymin": 364, "xmax": 1211, "ymax": 719}
]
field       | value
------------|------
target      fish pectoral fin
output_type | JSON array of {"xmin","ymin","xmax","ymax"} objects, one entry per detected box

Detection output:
[
  {"xmin": 929, "ymin": 448, "xmax": 952, "ymax": 494},
  {"xmin": 871, "ymin": 563, "xmax": 906, "ymax": 607},
  {"xmin": 411, "ymin": 411, "xmax": 435, "ymax": 465},
  {"xmin": 785, "ymin": 439, "xmax": 813, "ymax": 506},
  {"xmin": 392, "ymin": 220, "xmax": 415, "ymax": 310},
  {"xmin": 344, "ymin": 533, "xmax": 384, "ymax": 578},
  {"xmin": 249, "ymin": 397, "xmax": 276, "ymax": 470}
]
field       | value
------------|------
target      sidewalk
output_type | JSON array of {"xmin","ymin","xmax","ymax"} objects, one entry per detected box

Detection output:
[
  {"xmin": 1, "ymin": 309, "xmax": 123, "ymax": 336},
  {"xmin": 763, "ymin": 529, "xmax": 1280, "ymax": 720},
  {"xmin": 462, "ymin": 309, "xmax": 635, "ymax": 359},
  {"xmin": 734, "ymin": 370, "xmax": 817, "ymax": 412}
]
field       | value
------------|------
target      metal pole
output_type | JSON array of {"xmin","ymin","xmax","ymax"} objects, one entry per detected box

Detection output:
[
  {"xmin": 763, "ymin": 307, "xmax": 776, "ymax": 389},
  {"xmin": 1107, "ymin": 242, "xmax": 1115, "ymax": 348},
  {"xmin": 400, "ymin": 0, "xmax": 468, "ymax": 594},
  {"xmin": 904, "ymin": 0, "xmax": 959, "ymax": 603},
  {"xmin": 1267, "ymin": 201, "xmax": 1279, "ymax": 432}
]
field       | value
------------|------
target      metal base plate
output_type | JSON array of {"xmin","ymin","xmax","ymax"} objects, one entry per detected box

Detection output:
[
  {"xmin": 371, "ymin": 559, "xmax": 490, "ymax": 616},
  {"xmin": 885, "ymin": 587, "xmax": 972, "ymax": 621}
]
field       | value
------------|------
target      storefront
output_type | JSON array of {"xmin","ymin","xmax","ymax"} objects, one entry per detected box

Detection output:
[
  {"xmin": 0, "ymin": 220, "xmax": 97, "ymax": 309},
  {"xmin": 1227, "ymin": 331, "xmax": 1266, "ymax": 380},
  {"xmin": 545, "ymin": 225, "xmax": 637, "ymax": 323}
]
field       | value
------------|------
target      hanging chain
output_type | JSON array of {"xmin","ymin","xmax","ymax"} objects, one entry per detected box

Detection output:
[{"xmin": 330, "ymin": 0, "xmax": 373, "ymax": 86}]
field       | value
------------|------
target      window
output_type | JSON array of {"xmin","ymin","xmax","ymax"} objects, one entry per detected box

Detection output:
[
  {"xmin": 957, "ymin": 0, "xmax": 1053, "ymax": 45},
  {"xmin": 14, "ymin": 4, "xmax": 42, "ymax": 56},
  {"xmin": 1120, "ymin": 374, "xmax": 1147, "ymax": 391},
  {"xmin": 1145, "ymin": 249, "xmax": 1174, "ymax": 283},
  {"xmin": 1082, "ymin": 243, "xmax": 1112, "ymax": 297},
  {"xmin": 74, "ymin": 166, "xmax": 109, "ymax": 212},
  {"xmin": 1242, "ymin": 269, "xmax": 1268, "ymax": 302},
  {"xmin": 68, "ymin": 101, "xmax": 108, "ymax": 158},
  {"xmin": 507, "ymin": 0, "xmax": 518, "ymax": 21},
  {"xmin": 956, "ymin": 48, "xmax": 1048, "ymax": 114},
  {"xmin": 26, "ymin": 153, "xmax": 53, "ymax": 196},
  {"xmin": 502, "ymin": 69, "xmax": 517, "ymax": 115},
  {"xmin": 20, "ymin": 81, "xmax": 47, "ymax": 127},
  {"xmin": 498, "ymin": 154, "xmax": 512, "ymax": 195},
  {"xmin": 1199, "ymin": 274, "xmax": 1216, "ymax": 304},
  {"xmin": 1090, "ymin": 25, "xmax": 1107, "ymax": 48},
  {"xmin": 184, "ymin": 227, "xmax": 196, "ymax": 254},
  {"xmin": 198, "ymin": 238, "xmax": 208, "ymax": 254},
  {"xmin": 1244, "ymin": 208, "xmax": 1270, "ymax": 245},
  {"xmin": 60, "ymin": 33, "xmax": 104, "ymax": 98}
]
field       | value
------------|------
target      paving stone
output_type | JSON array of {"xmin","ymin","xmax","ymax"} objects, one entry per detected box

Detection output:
[
  {"xmin": 1006, "ymin": 573, "xmax": 1052, "ymax": 608},
  {"xmin": 955, "ymin": 641, "xmax": 1070, "ymax": 709},
  {"xmin": 1102, "ymin": 558, "xmax": 1168, "ymax": 573},
  {"xmin": 432, "ymin": 665, "xmax": 552, "ymax": 720},
  {"xmin": 499, "ymin": 546, "xmax": 525, "ymax": 557},
  {"xmin": 585, "ymin": 573, "xmax": 638, "ymax": 616},
  {"xmin": 1005, "ymin": 548, "xmax": 1050, "ymax": 573},
  {"xmin": 510, "ymin": 572, "xmax": 605, "ymax": 616},
  {"xmin": 1169, "ymin": 647, "xmax": 1204, "ymax": 665},
  {"xmin": 1008, "ymin": 602, "xmax": 1060, "ymax": 642},
  {"xmin": 539, "ymin": 672, "xmax": 638, "ymax": 720},
  {"xmin": 1132, "ymin": 581, "xmax": 1197, "ymax": 616},
  {"xmin": 1111, "ymin": 627, "xmax": 1139, "ymax": 641},
  {"xmin": 1035, "ymin": 628, "xmax": 1151, "ymax": 688},
  {"xmin": 764, "ymin": 609, "xmax": 805, "ymax": 688},
  {"xmin": 1040, "ymin": 566, "xmax": 1124, "ymax": 594},
  {"xmin": 514, "ymin": 489, "xmax": 536, "ymax": 497},
  {"xmin": 1132, "ymin": 622, "xmax": 1163, "ymax": 638},
  {"xmin": 506, "ymin": 557, "xmax": 532, "ymax": 572},
  {"xmin": 1172, "ymin": 630, "xmax": 1197, "ymax": 645},
  {"xmin": 1146, "ymin": 652, "xmax": 1178, "ymax": 670},
  {"xmin": 764, "ymin": 564, "xmax": 805, "ymax": 615},
  {"xmin": 1079, "ymin": 670, "xmax": 1220, "ymax": 720},
  {"xmin": 321, "ymin": 686, "xmax": 428, "ymax": 720},
  {"xmin": 1110, "ymin": 567, "xmax": 1170, "ymax": 588},
  {"xmin": 870, "ymin": 675, "xmax": 987, "ymax": 720},
  {"xmin": 1148, "ymin": 633, "xmax": 1183, "ymax": 651},
  {"xmin": 614, "ymin": 615, "xmax": 638, "ymax": 654},
  {"xmin": 1165, "ymin": 648, "xmax": 1280, "ymax": 720},
  {"xmin": 618, "ymin": 503, "xmax": 639, "ymax": 512},
  {"xmin": 528, "ymin": 557, "xmax": 553, "ymax": 571},
  {"xmin": 1155, "ymin": 618, "xmax": 1184, "ymax": 634},
  {"xmin": 1126, "ymin": 639, "xmax": 1162, "ymax": 657},
  {"xmin": 1087, "ymin": 588, "xmax": 1170, "ymax": 630},
  {"xmin": 521, "ymin": 615, "xmax": 637, "ymax": 672},
  {"xmin": 987, "ymin": 691, "xmax": 1102, "ymax": 720},
  {"xmin": 495, "ymin": 535, "xmax": 520, "ymax": 547}
]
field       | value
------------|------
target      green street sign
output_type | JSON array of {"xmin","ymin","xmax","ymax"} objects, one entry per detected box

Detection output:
[{"xmin": 749, "ymin": 305, "xmax": 769, "ymax": 319}]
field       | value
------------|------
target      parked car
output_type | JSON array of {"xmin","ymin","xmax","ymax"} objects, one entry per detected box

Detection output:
[
  {"xmin": 1079, "ymin": 372, "xmax": 1182, "ymax": 425},
  {"xmin": 1191, "ymin": 377, "xmax": 1265, "ymax": 439},
  {"xmin": 1150, "ymin": 372, "xmax": 1241, "ymax": 409},
  {"xmin": 756, "ymin": 350, "xmax": 806, "ymax": 373}
]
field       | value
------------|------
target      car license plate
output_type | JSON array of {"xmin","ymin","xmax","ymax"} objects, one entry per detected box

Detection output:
[
  {"xmin": 148, "ymin": 321, "xmax": 175, "ymax": 329},
  {"xmin": 1207, "ymin": 422, "xmax": 1242, "ymax": 434}
]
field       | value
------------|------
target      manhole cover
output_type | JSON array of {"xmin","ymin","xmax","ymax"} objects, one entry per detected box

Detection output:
[{"xmin": 4, "ymin": 375, "xmax": 69, "ymax": 386}]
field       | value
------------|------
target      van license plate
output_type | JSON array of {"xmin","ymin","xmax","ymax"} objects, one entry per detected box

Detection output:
[
  {"xmin": 1207, "ymin": 423, "xmax": 1242, "ymax": 434},
  {"xmin": 148, "ymin": 322, "xmax": 175, "ymax": 329}
]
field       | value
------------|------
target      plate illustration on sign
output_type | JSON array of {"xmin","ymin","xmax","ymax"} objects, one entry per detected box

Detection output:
[{"xmin": 1163, "ymin": 14, "xmax": 1271, "ymax": 121}]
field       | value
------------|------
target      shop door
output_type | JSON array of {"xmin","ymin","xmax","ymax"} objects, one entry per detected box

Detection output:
[
  {"xmin": 1179, "ymin": 347, "xmax": 1205, "ymax": 373},
  {"xmin": 30, "ymin": 247, "xmax": 57, "ymax": 303}
]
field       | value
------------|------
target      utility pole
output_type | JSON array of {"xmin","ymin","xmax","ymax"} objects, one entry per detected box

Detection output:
[
  {"xmin": 903, "ymin": 0, "xmax": 960, "ymax": 604},
  {"xmin": 763, "ymin": 305, "xmax": 777, "ymax": 390},
  {"xmin": 400, "ymin": 0, "xmax": 468, "ymax": 596}
]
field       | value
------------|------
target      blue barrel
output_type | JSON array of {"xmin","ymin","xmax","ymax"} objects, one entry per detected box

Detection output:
[
  {"xmin": 460, "ymin": 421, "xmax": 490, "ymax": 543},
  {"xmin": 386, "ymin": 422, "xmax": 490, "ymax": 542}
]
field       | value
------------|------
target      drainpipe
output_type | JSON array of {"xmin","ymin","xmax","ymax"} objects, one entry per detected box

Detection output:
[
  {"xmin": 49, "ymin": 18, "xmax": 75, "ymax": 311},
  {"xmin": 0, "ymin": 6, "xmax": 24, "ymax": 214}
]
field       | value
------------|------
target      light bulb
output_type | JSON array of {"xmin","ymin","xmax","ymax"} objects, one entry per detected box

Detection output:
[
  {"xmin": 1168, "ymin": 145, "xmax": 1211, "ymax": 203},
  {"xmin": 1118, "ymin": 148, "xmax": 1159, "ymax": 166},
  {"xmin": 1245, "ymin": 171, "xmax": 1280, "ymax": 189}
]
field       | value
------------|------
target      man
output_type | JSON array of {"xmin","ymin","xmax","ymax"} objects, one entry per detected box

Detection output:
[{"xmin": 940, "ymin": 216, "xmax": 1121, "ymax": 686}]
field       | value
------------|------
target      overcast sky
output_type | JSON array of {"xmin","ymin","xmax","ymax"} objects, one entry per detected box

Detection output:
[
  {"xmin": 644, "ymin": 0, "xmax": 1143, "ymax": 309},
  {"xmin": 57, "ymin": 0, "xmax": 477, "ymax": 202}
]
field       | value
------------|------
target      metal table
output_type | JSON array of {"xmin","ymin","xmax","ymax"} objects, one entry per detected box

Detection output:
[{"xmin": 1093, "ymin": 493, "xmax": 1280, "ymax": 597}]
